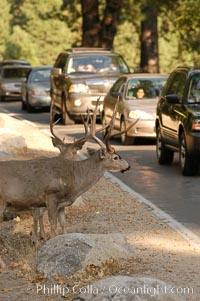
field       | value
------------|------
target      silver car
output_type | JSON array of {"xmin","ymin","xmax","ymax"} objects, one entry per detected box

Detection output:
[
  {"xmin": 0, "ymin": 65, "xmax": 31, "ymax": 101},
  {"xmin": 21, "ymin": 65, "xmax": 52, "ymax": 112},
  {"xmin": 102, "ymin": 73, "xmax": 168, "ymax": 144}
]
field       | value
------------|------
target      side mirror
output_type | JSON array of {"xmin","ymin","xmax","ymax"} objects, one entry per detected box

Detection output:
[
  {"xmin": 166, "ymin": 94, "xmax": 180, "ymax": 104},
  {"xmin": 111, "ymin": 91, "xmax": 122, "ymax": 98},
  {"xmin": 51, "ymin": 68, "xmax": 62, "ymax": 76}
]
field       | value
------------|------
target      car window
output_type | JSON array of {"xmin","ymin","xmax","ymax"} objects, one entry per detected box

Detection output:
[
  {"xmin": 126, "ymin": 77, "xmax": 167, "ymax": 99},
  {"xmin": 2, "ymin": 68, "xmax": 30, "ymax": 79},
  {"xmin": 188, "ymin": 74, "xmax": 200, "ymax": 103},
  {"xmin": 167, "ymin": 73, "xmax": 186, "ymax": 100},
  {"xmin": 67, "ymin": 55, "xmax": 129, "ymax": 74},
  {"xmin": 29, "ymin": 69, "xmax": 51, "ymax": 82}
]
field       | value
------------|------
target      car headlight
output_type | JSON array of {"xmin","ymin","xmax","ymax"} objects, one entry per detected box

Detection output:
[
  {"xmin": 192, "ymin": 120, "xmax": 200, "ymax": 130},
  {"xmin": 69, "ymin": 83, "xmax": 89, "ymax": 93},
  {"xmin": 74, "ymin": 99, "xmax": 82, "ymax": 106},
  {"xmin": 129, "ymin": 110, "xmax": 152, "ymax": 120}
]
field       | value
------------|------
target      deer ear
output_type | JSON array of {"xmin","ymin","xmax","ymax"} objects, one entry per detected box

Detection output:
[
  {"xmin": 51, "ymin": 137, "xmax": 65, "ymax": 152},
  {"xmin": 99, "ymin": 148, "xmax": 107, "ymax": 159},
  {"xmin": 74, "ymin": 140, "xmax": 86, "ymax": 150},
  {"xmin": 87, "ymin": 147, "xmax": 96, "ymax": 156}
]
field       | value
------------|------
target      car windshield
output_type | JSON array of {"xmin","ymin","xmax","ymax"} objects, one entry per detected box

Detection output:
[
  {"xmin": 126, "ymin": 77, "xmax": 167, "ymax": 99},
  {"xmin": 67, "ymin": 55, "xmax": 129, "ymax": 74},
  {"xmin": 30, "ymin": 69, "xmax": 51, "ymax": 82},
  {"xmin": 2, "ymin": 68, "xmax": 30, "ymax": 79},
  {"xmin": 188, "ymin": 75, "xmax": 200, "ymax": 103}
]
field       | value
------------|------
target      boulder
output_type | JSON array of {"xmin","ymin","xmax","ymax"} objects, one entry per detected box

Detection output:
[
  {"xmin": 0, "ymin": 128, "xmax": 27, "ymax": 153},
  {"xmin": 37, "ymin": 233, "xmax": 135, "ymax": 277},
  {"xmin": 73, "ymin": 276, "xmax": 187, "ymax": 301}
]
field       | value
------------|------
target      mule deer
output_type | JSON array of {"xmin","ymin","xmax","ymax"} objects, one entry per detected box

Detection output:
[
  {"xmin": 0, "ymin": 99, "xmax": 133, "ymax": 241},
  {"xmin": 32, "ymin": 113, "xmax": 90, "ymax": 241}
]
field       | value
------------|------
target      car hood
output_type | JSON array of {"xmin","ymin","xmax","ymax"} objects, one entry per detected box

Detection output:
[
  {"xmin": 126, "ymin": 98, "xmax": 158, "ymax": 112},
  {"xmin": 27, "ymin": 81, "xmax": 50, "ymax": 91},
  {"xmin": 69, "ymin": 73, "xmax": 122, "ymax": 94},
  {"xmin": 1, "ymin": 78, "xmax": 26, "ymax": 84}
]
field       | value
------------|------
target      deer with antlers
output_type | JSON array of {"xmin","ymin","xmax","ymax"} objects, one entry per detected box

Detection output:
[{"xmin": 1, "ymin": 99, "xmax": 135, "ymax": 242}]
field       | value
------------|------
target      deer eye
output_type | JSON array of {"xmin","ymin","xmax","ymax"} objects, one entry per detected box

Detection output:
[{"xmin": 113, "ymin": 155, "xmax": 119, "ymax": 161}]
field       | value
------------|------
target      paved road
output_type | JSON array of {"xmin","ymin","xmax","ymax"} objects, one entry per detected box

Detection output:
[{"xmin": 1, "ymin": 101, "xmax": 200, "ymax": 238}]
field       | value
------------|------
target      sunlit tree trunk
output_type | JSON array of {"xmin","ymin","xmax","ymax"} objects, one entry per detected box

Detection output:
[
  {"xmin": 80, "ymin": 0, "xmax": 101, "ymax": 47},
  {"xmin": 140, "ymin": 4, "xmax": 159, "ymax": 73}
]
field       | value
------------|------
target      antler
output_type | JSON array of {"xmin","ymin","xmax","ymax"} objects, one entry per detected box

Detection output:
[
  {"xmin": 89, "ymin": 97, "xmax": 107, "ymax": 148},
  {"xmin": 89, "ymin": 96, "xmax": 139, "ymax": 154},
  {"xmin": 49, "ymin": 99, "xmax": 90, "ymax": 151}
]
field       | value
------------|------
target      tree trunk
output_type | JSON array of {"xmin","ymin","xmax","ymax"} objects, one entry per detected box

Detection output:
[
  {"xmin": 140, "ymin": 4, "xmax": 159, "ymax": 73},
  {"xmin": 80, "ymin": 0, "xmax": 101, "ymax": 47},
  {"xmin": 99, "ymin": 0, "xmax": 123, "ymax": 49}
]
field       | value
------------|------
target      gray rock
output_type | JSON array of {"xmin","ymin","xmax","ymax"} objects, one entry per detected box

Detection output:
[
  {"xmin": 0, "ymin": 128, "xmax": 27, "ymax": 153},
  {"xmin": 37, "ymin": 233, "xmax": 134, "ymax": 277},
  {"xmin": 73, "ymin": 276, "xmax": 187, "ymax": 301}
]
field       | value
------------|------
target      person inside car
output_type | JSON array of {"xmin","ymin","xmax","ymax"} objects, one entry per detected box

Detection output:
[{"xmin": 136, "ymin": 88, "xmax": 145, "ymax": 99}]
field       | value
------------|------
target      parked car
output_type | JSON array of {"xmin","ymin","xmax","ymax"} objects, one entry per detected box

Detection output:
[
  {"xmin": 21, "ymin": 65, "xmax": 52, "ymax": 112},
  {"xmin": 0, "ymin": 65, "xmax": 31, "ymax": 101},
  {"xmin": 0, "ymin": 60, "xmax": 30, "ymax": 68},
  {"xmin": 102, "ymin": 73, "xmax": 168, "ymax": 144},
  {"xmin": 156, "ymin": 66, "xmax": 200, "ymax": 176},
  {"xmin": 50, "ymin": 47, "xmax": 130, "ymax": 124}
]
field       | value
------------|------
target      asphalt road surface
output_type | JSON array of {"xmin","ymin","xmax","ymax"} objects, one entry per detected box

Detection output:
[{"xmin": 1, "ymin": 101, "xmax": 200, "ymax": 239}]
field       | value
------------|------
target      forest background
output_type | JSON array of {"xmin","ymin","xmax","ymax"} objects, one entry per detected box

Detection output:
[{"xmin": 0, "ymin": 0, "xmax": 199, "ymax": 73}]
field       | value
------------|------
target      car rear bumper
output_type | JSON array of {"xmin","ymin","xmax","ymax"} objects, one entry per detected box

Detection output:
[{"xmin": 126, "ymin": 119, "xmax": 156, "ymax": 138}]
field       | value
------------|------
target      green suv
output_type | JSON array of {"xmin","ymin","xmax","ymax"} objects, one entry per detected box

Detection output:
[{"xmin": 155, "ymin": 66, "xmax": 200, "ymax": 176}]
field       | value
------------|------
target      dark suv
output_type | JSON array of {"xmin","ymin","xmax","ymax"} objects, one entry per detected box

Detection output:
[
  {"xmin": 155, "ymin": 66, "xmax": 200, "ymax": 176},
  {"xmin": 50, "ymin": 48, "xmax": 130, "ymax": 124}
]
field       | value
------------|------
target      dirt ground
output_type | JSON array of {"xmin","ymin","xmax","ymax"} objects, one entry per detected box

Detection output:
[{"xmin": 0, "ymin": 150, "xmax": 200, "ymax": 301}]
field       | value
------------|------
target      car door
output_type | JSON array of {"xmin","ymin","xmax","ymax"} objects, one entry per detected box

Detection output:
[
  {"xmin": 103, "ymin": 77, "xmax": 126, "ymax": 128},
  {"xmin": 160, "ymin": 72, "xmax": 186, "ymax": 144}
]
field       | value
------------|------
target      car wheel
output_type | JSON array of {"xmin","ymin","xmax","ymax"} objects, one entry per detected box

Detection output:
[
  {"xmin": 0, "ymin": 95, "xmax": 5, "ymax": 102},
  {"xmin": 21, "ymin": 100, "xmax": 27, "ymax": 110},
  {"xmin": 120, "ymin": 118, "xmax": 134, "ymax": 145},
  {"xmin": 27, "ymin": 99, "xmax": 34, "ymax": 113},
  {"xmin": 61, "ymin": 96, "xmax": 75, "ymax": 125},
  {"xmin": 156, "ymin": 126, "xmax": 174, "ymax": 164},
  {"xmin": 179, "ymin": 133, "xmax": 198, "ymax": 176}
]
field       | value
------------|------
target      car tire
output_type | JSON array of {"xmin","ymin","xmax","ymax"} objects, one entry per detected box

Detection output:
[
  {"xmin": 120, "ymin": 118, "xmax": 134, "ymax": 145},
  {"xmin": 156, "ymin": 126, "xmax": 174, "ymax": 164},
  {"xmin": 179, "ymin": 133, "xmax": 198, "ymax": 176},
  {"xmin": 0, "ymin": 95, "xmax": 5, "ymax": 102},
  {"xmin": 27, "ymin": 100, "xmax": 34, "ymax": 113},
  {"xmin": 61, "ymin": 96, "xmax": 75, "ymax": 125},
  {"xmin": 21, "ymin": 100, "xmax": 27, "ymax": 110}
]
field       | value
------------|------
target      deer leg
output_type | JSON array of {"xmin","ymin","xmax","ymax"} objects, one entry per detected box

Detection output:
[
  {"xmin": 47, "ymin": 197, "xmax": 58, "ymax": 238},
  {"xmin": 32, "ymin": 208, "xmax": 40, "ymax": 244},
  {"xmin": 0, "ymin": 257, "xmax": 6, "ymax": 269},
  {"xmin": 58, "ymin": 207, "xmax": 66, "ymax": 234},
  {"xmin": 38, "ymin": 208, "xmax": 45, "ymax": 240}
]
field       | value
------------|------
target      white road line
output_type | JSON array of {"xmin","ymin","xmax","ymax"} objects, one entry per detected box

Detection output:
[{"xmin": 105, "ymin": 172, "xmax": 200, "ymax": 251}]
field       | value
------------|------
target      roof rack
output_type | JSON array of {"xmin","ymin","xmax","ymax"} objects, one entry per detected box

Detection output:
[{"xmin": 70, "ymin": 47, "xmax": 112, "ymax": 53}]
